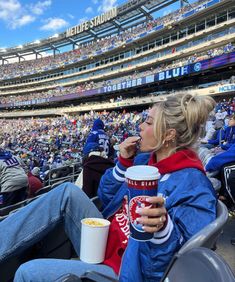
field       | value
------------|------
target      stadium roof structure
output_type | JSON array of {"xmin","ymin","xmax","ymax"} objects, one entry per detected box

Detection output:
[{"xmin": 0, "ymin": 0, "xmax": 179, "ymax": 63}]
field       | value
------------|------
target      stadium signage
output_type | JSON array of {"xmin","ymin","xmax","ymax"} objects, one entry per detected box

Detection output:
[
  {"xmin": 103, "ymin": 78, "xmax": 143, "ymax": 93},
  {"xmin": 3, "ymin": 51, "xmax": 235, "ymax": 109},
  {"xmin": 218, "ymin": 84, "xmax": 235, "ymax": 93},
  {"xmin": 158, "ymin": 66, "xmax": 189, "ymax": 80},
  {"xmin": 66, "ymin": 7, "xmax": 117, "ymax": 37},
  {"xmin": 13, "ymin": 98, "xmax": 50, "ymax": 107}
]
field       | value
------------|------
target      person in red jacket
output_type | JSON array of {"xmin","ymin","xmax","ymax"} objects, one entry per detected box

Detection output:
[{"xmin": 27, "ymin": 167, "xmax": 43, "ymax": 198}]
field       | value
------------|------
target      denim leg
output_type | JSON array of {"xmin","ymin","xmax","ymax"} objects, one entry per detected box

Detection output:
[
  {"xmin": 14, "ymin": 259, "xmax": 117, "ymax": 282},
  {"xmin": 0, "ymin": 182, "xmax": 103, "ymax": 262}
]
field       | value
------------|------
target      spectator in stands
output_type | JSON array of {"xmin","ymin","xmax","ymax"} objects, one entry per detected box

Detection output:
[
  {"xmin": 0, "ymin": 149, "xmax": 28, "ymax": 207},
  {"xmin": 83, "ymin": 118, "xmax": 111, "ymax": 158},
  {"xmin": 221, "ymin": 115, "xmax": 235, "ymax": 150},
  {"xmin": 0, "ymin": 93, "xmax": 216, "ymax": 282},
  {"xmin": 77, "ymin": 118, "xmax": 114, "ymax": 198},
  {"xmin": 201, "ymin": 120, "xmax": 226, "ymax": 149},
  {"xmin": 215, "ymin": 109, "xmax": 224, "ymax": 120},
  {"xmin": 205, "ymin": 143, "xmax": 235, "ymax": 207},
  {"xmin": 206, "ymin": 143, "xmax": 235, "ymax": 173},
  {"xmin": 27, "ymin": 167, "xmax": 43, "ymax": 198}
]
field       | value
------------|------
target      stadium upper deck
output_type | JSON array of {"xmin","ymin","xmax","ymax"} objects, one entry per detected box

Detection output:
[
  {"xmin": 0, "ymin": 0, "xmax": 234, "ymax": 117},
  {"xmin": 0, "ymin": 0, "xmax": 180, "ymax": 62}
]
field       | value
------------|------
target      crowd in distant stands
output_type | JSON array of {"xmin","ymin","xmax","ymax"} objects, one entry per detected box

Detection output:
[
  {"xmin": 0, "ymin": 109, "xmax": 146, "ymax": 178},
  {"xmin": 0, "ymin": 97, "xmax": 235, "ymax": 181},
  {"xmin": 0, "ymin": 0, "xmax": 216, "ymax": 80},
  {"xmin": 0, "ymin": 43, "xmax": 234, "ymax": 105}
]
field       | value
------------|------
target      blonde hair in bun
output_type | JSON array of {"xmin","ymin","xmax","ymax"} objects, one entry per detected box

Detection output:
[{"xmin": 152, "ymin": 92, "xmax": 216, "ymax": 151}]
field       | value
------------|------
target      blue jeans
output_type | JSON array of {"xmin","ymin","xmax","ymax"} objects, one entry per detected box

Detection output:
[{"xmin": 0, "ymin": 183, "xmax": 117, "ymax": 281}]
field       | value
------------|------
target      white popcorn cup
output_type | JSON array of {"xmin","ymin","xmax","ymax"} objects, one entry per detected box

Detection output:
[{"xmin": 80, "ymin": 218, "xmax": 111, "ymax": 264}]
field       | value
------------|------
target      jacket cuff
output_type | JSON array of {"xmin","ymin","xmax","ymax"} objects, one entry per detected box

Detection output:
[
  {"xmin": 150, "ymin": 214, "xmax": 173, "ymax": 244},
  {"xmin": 118, "ymin": 155, "xmax": 134, "ymax": 167},
  {"xmin": 112, "ymin": 161, "xmax": 128, "ymax": 182}
]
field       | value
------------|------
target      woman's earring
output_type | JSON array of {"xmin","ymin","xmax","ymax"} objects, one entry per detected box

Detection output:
[{"xmin": 163, "ymin": 139, "xmax": 169, "ymax": 148}]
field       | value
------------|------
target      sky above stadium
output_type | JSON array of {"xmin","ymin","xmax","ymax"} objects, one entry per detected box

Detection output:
[{"xmin": 0, "ymin": 0, "xmax": 197, "ymax": 49}]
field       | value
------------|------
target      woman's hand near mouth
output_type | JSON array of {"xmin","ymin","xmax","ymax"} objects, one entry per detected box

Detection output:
[{"xmin": 119, "ymin": 136, "xmax": 141, "ymax": 159}]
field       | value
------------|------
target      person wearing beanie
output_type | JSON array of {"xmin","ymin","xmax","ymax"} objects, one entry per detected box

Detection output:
[
  {"xmin": 83, "ymin": 118, "xmax": 111, "ymax": 158},
  {"xmin": 77, "ymin": 118, "xmax": 114, "ymax": 198}
]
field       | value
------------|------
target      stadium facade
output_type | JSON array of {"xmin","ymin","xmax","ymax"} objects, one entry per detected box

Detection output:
[{"xmin": 0, "ymin": 0, "xmax": 234, "ymax": 117}]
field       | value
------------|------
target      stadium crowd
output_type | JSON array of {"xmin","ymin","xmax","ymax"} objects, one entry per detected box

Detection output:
[
  {"xmin": 0, "ymin": 0, "xmax": 219, "ymax": 80},
  {"xmin": 0, "ymin": 96, "xmax": 234, "ymax": 184},
  {"xmin": 0, "ymin": 109, "xmax": 145, "ymax": 176},
  {"xmin": 0, "ymin": 43, "xmax": 234, "ymax": 105}
]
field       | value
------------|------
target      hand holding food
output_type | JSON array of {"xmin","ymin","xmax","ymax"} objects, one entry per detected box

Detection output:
[{"xmin": 119, "ymin": 136, "xmax": 141, "ymax": 159}]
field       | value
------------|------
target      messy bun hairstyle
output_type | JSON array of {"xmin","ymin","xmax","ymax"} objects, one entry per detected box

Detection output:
[{"xmin": 153, "ymin": 93, "xmax": 216, "ymax": 151}]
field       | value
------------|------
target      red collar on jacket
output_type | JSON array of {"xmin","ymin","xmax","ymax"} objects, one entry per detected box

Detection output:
[{"xmin": 148, "ymin": 149, "xmax": 205, "ymax": 175}]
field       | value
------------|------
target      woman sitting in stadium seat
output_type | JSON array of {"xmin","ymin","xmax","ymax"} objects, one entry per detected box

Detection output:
[{"xmin": 0, "ymin": 93, "xmax": 217, "ymax": 282}]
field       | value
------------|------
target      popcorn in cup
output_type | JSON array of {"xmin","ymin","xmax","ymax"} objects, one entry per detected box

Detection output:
[{"xmin": 80, "ymin": 218, "xmax": 110, "ymax": 264}]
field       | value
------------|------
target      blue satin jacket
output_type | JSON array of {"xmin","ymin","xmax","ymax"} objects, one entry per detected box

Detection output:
[{"xmin": 98, "ymin": 153, "xmax": 217, "ymax": 282}]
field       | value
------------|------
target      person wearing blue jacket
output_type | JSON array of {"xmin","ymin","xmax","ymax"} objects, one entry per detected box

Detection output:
[
  {"xmin": 0, "ymin": 93, "xmax": 216, "ymax": 282},
  {"xmin": 201, "ymin": 120, "xmax": 226, "ymax": 149},
  {"xmin": 83, "ymin": 118, "xmax": 111, "ymax": 157},
  {"xmin": 206, "ymin": 143, "xmax": 235, "ymax": 173},
  {"xmin": 221, "ymin": 115, "xmax": 235, "ymax": 150}
]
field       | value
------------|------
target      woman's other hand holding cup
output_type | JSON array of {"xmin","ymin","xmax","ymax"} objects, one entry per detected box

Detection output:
[{"xmin": 136, "ymin": 196, "xmax": 167, "ymax": 233}]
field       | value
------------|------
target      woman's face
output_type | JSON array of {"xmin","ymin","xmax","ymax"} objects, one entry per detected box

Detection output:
[{"xmin": 139, "ymin": 107, "xmax": 158, "ymax": 152}]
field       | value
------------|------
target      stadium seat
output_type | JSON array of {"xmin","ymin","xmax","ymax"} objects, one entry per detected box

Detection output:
[
  {"xmin": 161, "ymin": 200, "xmax": 228, "ymax": 280},
  {"xmin": 176, "ymin": 200, "xmax": 227, "ymax": 253},
  {"xmin": 73, "ymin": 162, "xmax": 83, "ymax": 174},
  {"xmin": 0, "ymin": 187, "xmax": 27, "ymax": 209},
  {"xmin": 35, "ymin": 185, "xmax": 52, "ymax": 196},
  {"xmin": 51, "ymin": 178, "xmax": 73, "ymax": 189},
  {"xmin": 44, "ymin": 166, "xmax": 73, "ymax": 186},
  {"xmin": 60, "ymin": 247, "xmax": 235, "ymax": 282},
  {"xmin": 222, "ymin": 162, "xmax": 235, "ymax": 204},
  {"xmin": 91, "ymin": 196, "xmax": 103, "ymax": 211},
  {"xmin": 161, "ymin": 247, "xmax": 235, "ymax": 282},
  {"xmin": 0, "ymin": 198, "xmax": 28, "ymax": 217}
]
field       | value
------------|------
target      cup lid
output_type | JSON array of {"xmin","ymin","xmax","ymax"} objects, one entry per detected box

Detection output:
[{"xmin": 125, "ymin": 165, "xmax": 160, "ymax": 181}]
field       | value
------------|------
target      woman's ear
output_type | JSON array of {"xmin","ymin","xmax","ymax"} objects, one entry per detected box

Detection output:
[{"xmin": 164, "ymin": 129, "xmax": 176, "ymax": 142}]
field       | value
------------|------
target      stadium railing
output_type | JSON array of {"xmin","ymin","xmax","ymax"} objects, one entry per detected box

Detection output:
[{"xmin": 43, "ymin": 162, "xmax": 82, "ymax": 186}]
